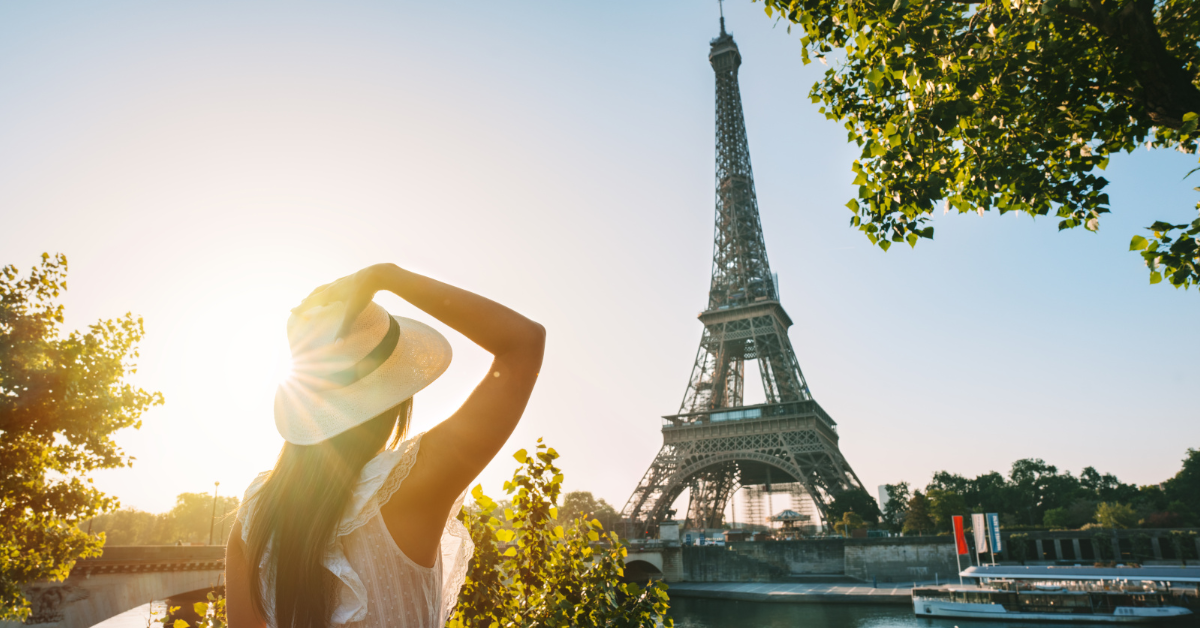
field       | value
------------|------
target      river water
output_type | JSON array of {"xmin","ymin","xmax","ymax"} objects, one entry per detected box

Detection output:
[{"xmin": 666, "ymin": 597, "xmax": 1200, "ymax": 628}]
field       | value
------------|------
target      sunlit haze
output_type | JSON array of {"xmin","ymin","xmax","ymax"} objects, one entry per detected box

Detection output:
[{"xmin": 2, "ymin": 1, "xmax": 1196, "ymax": 517}]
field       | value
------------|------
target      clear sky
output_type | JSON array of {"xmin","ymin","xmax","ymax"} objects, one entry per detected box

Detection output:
[{"xmin": 2, "ymin": 0, "xmax": 1197, "ymax": 517}]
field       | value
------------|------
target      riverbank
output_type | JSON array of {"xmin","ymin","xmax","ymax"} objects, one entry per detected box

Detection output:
[{"xmin": 666, "ymin": 581, "xmax": 919, "ymax": 605}]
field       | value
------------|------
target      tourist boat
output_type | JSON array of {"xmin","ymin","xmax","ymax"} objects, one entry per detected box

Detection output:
[{"xmin": 911, "ymin": 566, "xmax": 1199, "ymax": 623}]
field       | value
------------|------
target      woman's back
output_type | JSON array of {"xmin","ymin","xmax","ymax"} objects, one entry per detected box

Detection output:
[
  {"xmin": 341, "ymin": 514, "xmax": 442, "ymax": 628},
  {"xmin": 225, "ymin": 264, "xmax": 544, "ymax": 628}
]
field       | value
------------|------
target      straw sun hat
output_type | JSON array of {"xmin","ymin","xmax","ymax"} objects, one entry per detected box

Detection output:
[{"xmin": 274, "ymin": 301, "xmax": 452, "ymax": 445}]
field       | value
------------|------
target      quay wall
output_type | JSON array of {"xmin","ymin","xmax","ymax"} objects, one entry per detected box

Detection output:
[
  {"xmin": 677, "ymin": 537, "xmax": 960, "ymax": 583},
  {"xmin": 844, "ymin": 537, "xmax": 958, "ymax": 583},
  {"xmin": 654, "ymin": 528, "xmax": 1200, "ymax": 584}
]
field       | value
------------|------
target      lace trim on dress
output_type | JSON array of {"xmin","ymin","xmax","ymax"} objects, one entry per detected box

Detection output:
[
  {"xmin": 439, "ymin": 492, "xmax": 474, "ymax": 622},
  {"xmin": 335, "ymin": 432, "xmax": 423, "ymax": 537}
]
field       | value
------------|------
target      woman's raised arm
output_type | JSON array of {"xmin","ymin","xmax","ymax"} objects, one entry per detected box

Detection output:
[
  {"xmin": 366, "ymin": 263, "xmax": 545, "ymax": 492},
  {"xmin": 294, "ymin": 263, "xmax": 544, "ymax": 557}
]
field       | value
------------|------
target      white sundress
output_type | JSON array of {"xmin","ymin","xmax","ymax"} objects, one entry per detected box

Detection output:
[{"xmin": 237, "ymin": 433, "xmax": 474, "ymax": 628}]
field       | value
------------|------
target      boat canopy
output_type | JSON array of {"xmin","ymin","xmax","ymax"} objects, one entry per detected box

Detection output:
[{"xmin": 961, "ymin": 565, "xmax": 1200, "ymax": 583}]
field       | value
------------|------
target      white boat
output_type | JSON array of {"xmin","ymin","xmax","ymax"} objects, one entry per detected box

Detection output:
[
  {"xmin": 911, "ymin": 565, "xmax": 1199, "ymax": 623},
  {"xmin": 912, "ymin": 586, "xmax": 1192, "ymax": 623}
]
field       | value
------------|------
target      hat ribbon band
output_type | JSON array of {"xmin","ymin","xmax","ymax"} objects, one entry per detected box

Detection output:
[{"xmin": 322, "ymin": 315, "xmax": 401, "ymax": 388}]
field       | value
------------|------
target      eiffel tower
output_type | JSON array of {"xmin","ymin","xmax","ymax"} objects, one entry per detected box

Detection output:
[{"xmin": 621, "ymin": 18, "xmax": 866, "ymax": 537}]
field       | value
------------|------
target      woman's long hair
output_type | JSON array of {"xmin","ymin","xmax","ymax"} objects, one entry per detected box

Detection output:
[{"xmin": 246, "ymin": 398, "xmax": 412, "ymax": 628}]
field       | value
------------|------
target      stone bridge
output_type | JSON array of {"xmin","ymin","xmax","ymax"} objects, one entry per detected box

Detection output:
[
  {"xmin": 623, "ymin": 544, "xmax": 683, "ymax": 584},
  {"xmin": 0, "ymin": 546, "xmax": 225, "ymax": 628}
]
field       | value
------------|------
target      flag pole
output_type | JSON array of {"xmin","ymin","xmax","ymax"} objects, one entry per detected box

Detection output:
[{"xmin": 956, "ymin": 550, "xmax": 963, "ymax": 585}]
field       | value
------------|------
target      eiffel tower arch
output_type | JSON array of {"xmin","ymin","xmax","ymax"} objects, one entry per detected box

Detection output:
[{"xmin": 621, "ymin": 19, "xmax": 866, "ymax": 538}]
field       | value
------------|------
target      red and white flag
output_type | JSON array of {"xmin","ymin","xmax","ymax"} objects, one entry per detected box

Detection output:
[{"xmin": 952, "ymin": 515, "xmax": 968, "ymax": 555}]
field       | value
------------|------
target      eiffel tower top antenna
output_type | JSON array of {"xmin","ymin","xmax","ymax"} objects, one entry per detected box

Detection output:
[{"xmin": 718, "ymin": 0, "xmax": 726, "ymax": 35}]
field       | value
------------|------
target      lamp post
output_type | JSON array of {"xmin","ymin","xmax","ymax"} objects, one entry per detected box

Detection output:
[{"xmin": 209, "ymin": 482, "xmax": 220, "ymax": 546}]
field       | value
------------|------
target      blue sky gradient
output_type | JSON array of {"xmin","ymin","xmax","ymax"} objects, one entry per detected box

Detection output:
[{"xmin": 1, "ymin": 0, "xmax": 1196, "ymax": 515}]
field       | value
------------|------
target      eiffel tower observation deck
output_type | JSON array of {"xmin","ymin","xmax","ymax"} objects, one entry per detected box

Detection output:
[{"xmin": 621, "ymin": 18, "xmax": 866, "ymax": 538}]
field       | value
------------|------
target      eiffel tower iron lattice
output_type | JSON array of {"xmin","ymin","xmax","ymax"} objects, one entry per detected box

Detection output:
[{"xmin": 621, "ymin": 19, "xmax": 866, "ymax": 538}]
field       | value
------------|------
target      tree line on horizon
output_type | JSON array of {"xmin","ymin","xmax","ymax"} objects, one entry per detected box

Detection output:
[
  {"xmin": 81, "ymin": 492, "xmax": 240, "ymax": 546},
  {"xmin": 863, "ymin": 449, "xmax": 1200, "ymax": 535}
]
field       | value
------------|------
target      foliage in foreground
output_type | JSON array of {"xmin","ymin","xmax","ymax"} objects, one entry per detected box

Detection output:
[
  {"xmin": 151, "ymin": 592, "xmax": 226, "ymax": 628},
  {"xmin": 0, "ymin": 254, "xmax": 162, "ymax": 620},
  {"xmin": 449, "ymin": 440, "xmax": 672, "ymax": 628},
  {"xmin": 757, "ymin": 0, "xmax": 1200, "ymax": 288}
]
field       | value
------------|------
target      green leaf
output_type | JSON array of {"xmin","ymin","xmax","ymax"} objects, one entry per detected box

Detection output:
[
  {"xmin": 846, "ymin": 199, "xmax": 860, "ymax": 212},
  {"xmin": 906, "ymin": 232, "xmax": 918, "ymax": 248},
  {"xmin": 1130, "ymin": 235, "xmax": 1149, "ymax": 251},
  {"xmin": 513, "ymin": 449, "xmax": 527, "ymax": 463},
  {"xmin": 1150, "ymin": 271, "xmax": 1162, "ymax": 284}
]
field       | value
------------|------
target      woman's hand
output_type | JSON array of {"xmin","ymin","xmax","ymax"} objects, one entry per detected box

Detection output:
[{"xmin": 292, "ymin": 264, "xmax": 392, "ymax": 340}]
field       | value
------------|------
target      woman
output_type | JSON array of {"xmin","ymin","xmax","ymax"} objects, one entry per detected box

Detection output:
[{"xmin": 225, "ymin": 263, "xmax": 545, "ymax": 628}]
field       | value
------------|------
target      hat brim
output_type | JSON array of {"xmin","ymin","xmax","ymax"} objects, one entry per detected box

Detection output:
[{"xmin": 274, "ymin": 316, "xmax": 452, "ymax": 445}]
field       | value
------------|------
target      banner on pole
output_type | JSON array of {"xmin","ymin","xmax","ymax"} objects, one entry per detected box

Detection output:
[
  {"xmin": 987, "ymin": 513, "xmax": 1002, "ymax": 553},
  {"xmin": 972, "ymin": 513, "xmax": 989, "ymax": 554},
  {"xmin": 952, "ymin": 515, "xmax": 968, "ymax": 555}
]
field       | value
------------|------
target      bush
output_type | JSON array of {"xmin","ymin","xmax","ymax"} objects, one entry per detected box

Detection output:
[
  {"xmin": 1142, "ymin": 512, "xmax": 1187, "ymax": 529},
  {"xmin": 449, "ymin": 440, "xmax": 672, "ymax": 627},
  {"xmin": 1095, "ymin": 503, "xmax": 1138, "ymax": 529}
]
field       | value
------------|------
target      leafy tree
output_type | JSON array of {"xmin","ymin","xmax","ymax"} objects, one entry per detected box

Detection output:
[
  {"xmin": 84, "ymin": 492, "xmax": 240, "ymax": 545},
  {"xmin": 902, "ymin": 490, "xmax": 935, "ymax": 535},
  {"xmin": 81, "ymin": 509, "xmax": 172, "ymax": 546},
  {"xmin": 1080, "ymin": 467, "xmax": 1139, "ymax": 504},
  {"xmin": 560, "ymin": 491, "xmax": 622, "ymax": 533},
  {"xmin": 1142, "ymin": 510, "xmax": 1186, "ymax": 528},
  {"xmin": 1008, "ymin": 458, "xmax": 1079, "ymax": 525},
  {"xmin": 1043, "ymin": 506, "xmax": 1072, "ymax": 529},
  {"xmin": 1135, "ymin": 484, "xmax": 1170, "ymax": 513},
  {"xmin": 163, "ymin": 492, "xmax": 240, "ymax": 544},
  {"xmin": 926, "ymin": 488, "xmax": 968, "ymax": 532},
  {"xmin": 1095, "ymin": 501, "xmax": 1139, "ymax": 528},
  {"xmin": 825, "ymin": 487, "xmax": 882, "ymax": 525},
  {"xmin": 449, "ymin": 441, "xmax": 672, "ymax": 627},
  {"xmin": 880, "ymin": 481, "xmax": 911, "ymax": 532},
  {"xmin": 758, "ymin": 0, "xmax": 1200, "ymax": 288},
  {"xmin": 0, "ymin": 254, "xmax": 163, "ymax": 620},
  {"xmin": 1163, "ymin": 448, "xmax": 1200, "ymax": 520},
  {"xmin": 833, "ymin": 510, "xmax": 866, "ymax": 536},
  {"xmin": 1041, "ymin": 499, "xmax": 1097, "ymax": 530}
]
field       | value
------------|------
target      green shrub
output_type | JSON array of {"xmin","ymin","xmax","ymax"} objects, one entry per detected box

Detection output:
[{"xmin": 449, "ymin": 440, "xmax": 671, "ymax": 627}]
